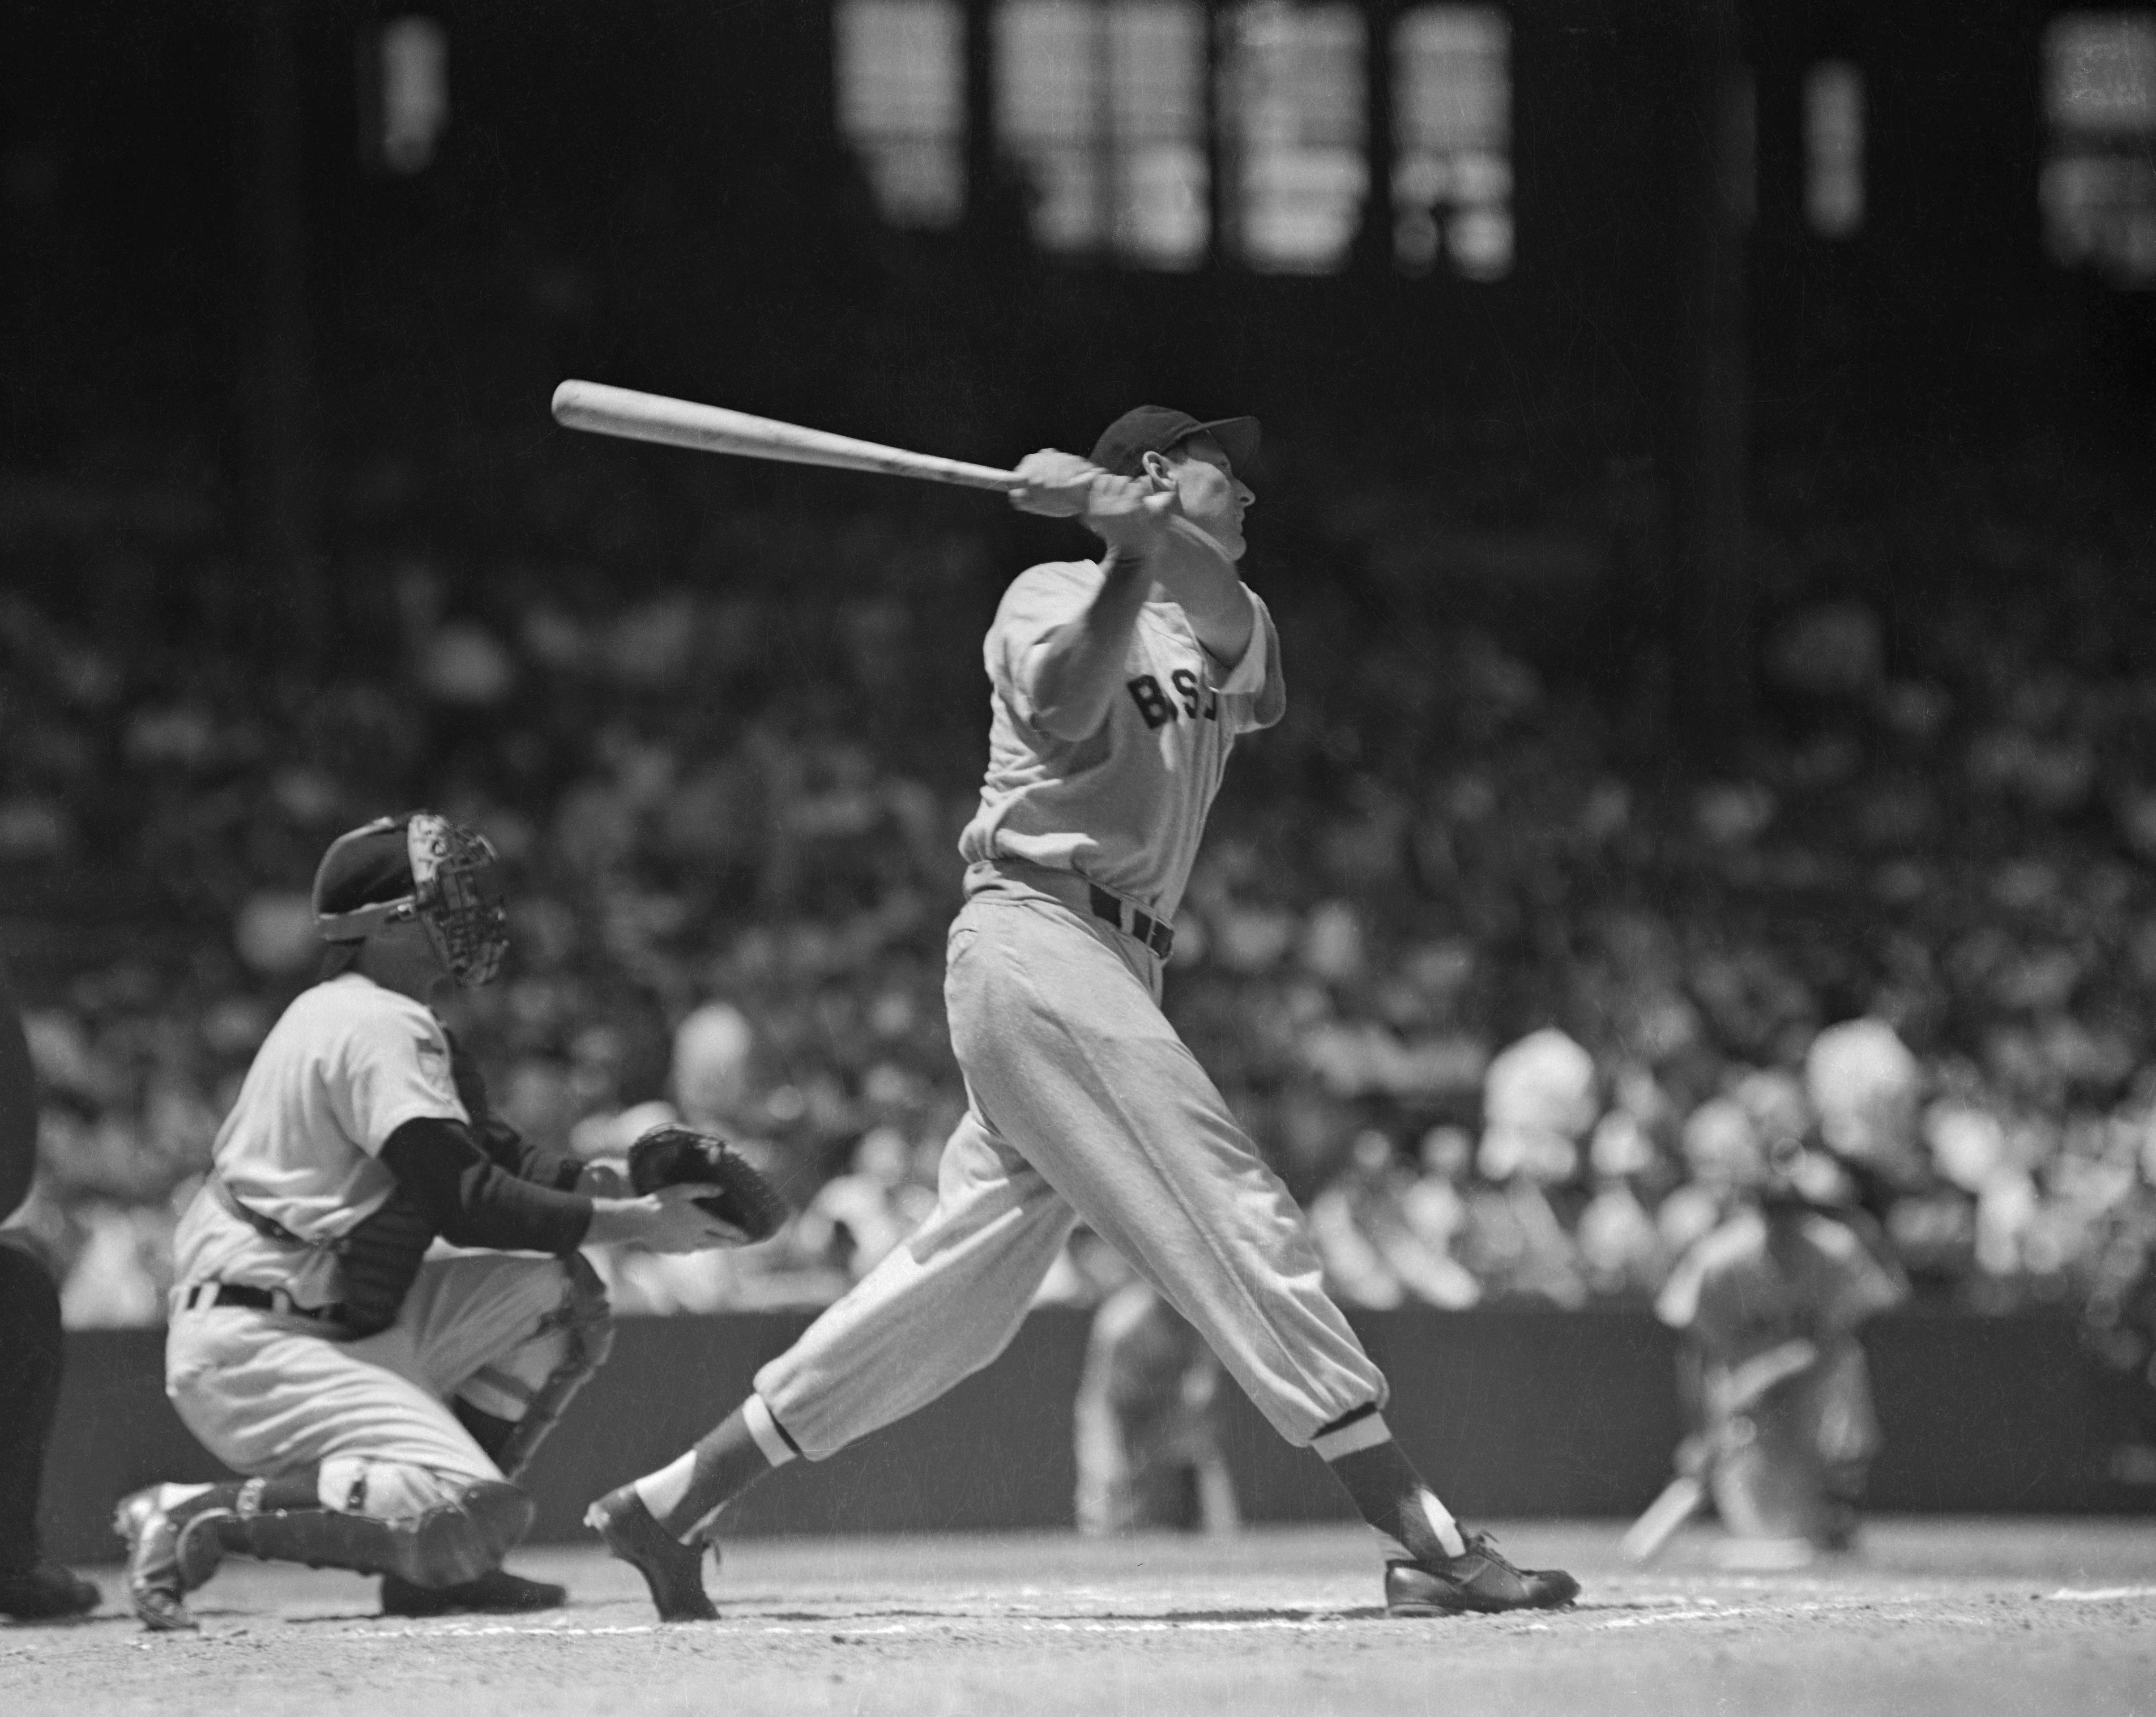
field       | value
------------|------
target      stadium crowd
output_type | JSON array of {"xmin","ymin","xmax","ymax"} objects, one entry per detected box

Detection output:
[{"xmin": 2, "ymin": 443, "xmax": 2154, "ymax": 1375}]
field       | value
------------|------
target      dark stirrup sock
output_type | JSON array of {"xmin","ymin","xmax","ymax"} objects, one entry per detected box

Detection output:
[
  {"xmin": 635, "ymin": 1395, "xmax": 802, "ymax": 1543},
  {"xmin": 1312, "ymin": 1404, "xmax": 1467, "ymax": 1564}
]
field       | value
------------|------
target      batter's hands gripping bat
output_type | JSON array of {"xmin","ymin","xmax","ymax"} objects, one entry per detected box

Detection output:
[{"xmin": 550, "ymin": 380, "xmax": 1233, "ymax": 566}]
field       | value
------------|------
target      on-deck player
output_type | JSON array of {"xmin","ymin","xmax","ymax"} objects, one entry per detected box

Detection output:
[
  {"xmin": 587, "ymin": 405, "xmax": 1581, "ymax": 1620},
  {"xmin": 115, "ymin": 812, "xmax": 742, "ymax": 1630}
]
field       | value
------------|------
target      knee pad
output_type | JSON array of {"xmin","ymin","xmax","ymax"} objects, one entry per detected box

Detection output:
[{"xmin": 322, "ymin": 1456, "xmax": 471, "ymax": 1521}]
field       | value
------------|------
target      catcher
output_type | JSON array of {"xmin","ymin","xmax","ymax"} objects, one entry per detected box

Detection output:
[{"xmin": 114, "ymin": 813, "xmax": 767, "ymax": 1629}]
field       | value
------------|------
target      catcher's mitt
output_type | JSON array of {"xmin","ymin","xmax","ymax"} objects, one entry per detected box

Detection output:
[{"xmin": 626, "ymin": 1124, "xmax": 790, "ymax": 1241}]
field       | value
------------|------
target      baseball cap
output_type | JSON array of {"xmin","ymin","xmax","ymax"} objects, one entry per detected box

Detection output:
[
  {"xmin": 1088, "ymin": 406, "xmax": 1261, "ymax": 479},
  {"xmin": 311, "ymin": 816, "xmax": 415, "ymax": 936}
]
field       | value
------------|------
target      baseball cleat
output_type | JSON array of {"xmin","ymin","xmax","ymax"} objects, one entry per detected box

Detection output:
[
  {"xmin": 584, "ymin": 1484, "xmax": 717, "ymax": 1622},
  {"xmin": 380, "ymin": 1566, "xmax": 567, "ymax": 1616},
  {"xmin": 113, "ymin": 1487, "xmax": 229, "ymax": 1632},
  {"xmin": 1384, "ymin": 1532, "xmax": 1581, "ymax": 1617},
  {"xmin": 0, "ymin": 1559, "xmax": 100, "ymax": 1621}
]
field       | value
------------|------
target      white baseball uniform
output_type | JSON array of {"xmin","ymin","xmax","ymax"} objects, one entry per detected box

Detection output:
[
  {"xmin": 166, "ymin": 973, "xmax": 595, "ymax": 1522},
  {"xmin": 752, "ymin": 558, "xmax": 1387, "ymax": 1458}
]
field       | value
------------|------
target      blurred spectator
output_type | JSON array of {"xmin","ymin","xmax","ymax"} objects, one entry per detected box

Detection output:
[
  {"xmin": 793, "ymin": 1124, "xmax": 936, "ymax": 1285},
  {"xmin": 1461, "ymin": 1031, "xmax": 1595, "ymax": 1307},
  {"xmin": 1477, "ymin": 1029, "xmax": 1599, "ymax": 1186},
  {"xmin": 1805, "ymin": 1020, "xmax": 1924, "ymax": 1187},
  {"xmin": 1576, "ymin": 1104, "xmax": 1667, "ymax": 1300},
  {"xmin": 3, "ymin": 440, "xmax": 2155, "ymax": 1341},
  {"xmin": 1310, "ymin": 1128, "xmax": 1480, "ymax": 1310}
]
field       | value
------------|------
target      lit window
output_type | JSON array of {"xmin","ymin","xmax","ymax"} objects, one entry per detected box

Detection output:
[
  {"xmin": 2042, "ymin": 11, "xmax": 2156, "ymax": 287},
  {"xmin": 997, "ymin": 1, "xmax": 1208, "ymax": 268},
  {"xmin": 1804, "ymin": 62, "xmax": 1863, "ymax": 238},
  {"xmin": 1220, "ymin": 1, "xmax": 1366, "ymax": 274},
  {"xmin": 836, "ymin": 0, "xmax": 966, "ymax": 228},
  {"xmin": 379, "ymin": 16, "xmax": 448, "ymax": 175},
  {"xmin": 1390, "ymin": 6, "xmax": 1509, "ymax": 279}
]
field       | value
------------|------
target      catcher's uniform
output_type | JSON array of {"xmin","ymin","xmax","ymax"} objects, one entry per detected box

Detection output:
[
  {"xmin": 752, "ymin": 558, "xmax": 1385, "ymax": 1456},
  {"xmin": 166, "ymin": 972, "xmax": 605, "ymax": 1522}
]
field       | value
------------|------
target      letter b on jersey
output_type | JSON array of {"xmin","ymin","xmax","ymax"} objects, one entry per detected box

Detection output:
[{"xmin": 1126, "ymin": 675, "xmax": 1175, "ymax": 730}]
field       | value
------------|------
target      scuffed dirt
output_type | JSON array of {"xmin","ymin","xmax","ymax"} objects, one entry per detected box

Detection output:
[{"xmin": 5, "ymin": 1521, "xmax": 2153, "ymax": 1717}]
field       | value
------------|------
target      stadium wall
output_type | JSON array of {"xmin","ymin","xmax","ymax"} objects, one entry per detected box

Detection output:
[{"xmin": 38, "ymin": 1307, "xmax": 2140, "ymax": 1564}]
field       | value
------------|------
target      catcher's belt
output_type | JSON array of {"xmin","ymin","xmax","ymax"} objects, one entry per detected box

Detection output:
[
  {"xmin": 207, "ymin": 1173, "xmax": 436, "ymax": 1337},
  {"xmin": 178, "ymin": 1280, "xmax": 349, "ymax": 1326}
]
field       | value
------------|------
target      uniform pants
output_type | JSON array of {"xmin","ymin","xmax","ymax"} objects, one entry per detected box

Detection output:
[
  {"xmin": 0, "ymin": 1237, "xmax": 64, "ymax": 1569},
  {"xmin": 168, "ymin": 1254, "xmax": 587, "ymax": 1520},
  {"xmin": 757, "ymin": 885, "xmax": 1386, "ymax": 1458}
]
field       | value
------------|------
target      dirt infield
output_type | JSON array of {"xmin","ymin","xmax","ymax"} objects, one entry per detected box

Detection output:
[{"xmin": 5, "ymin": 1520, "xmax": 2153, "ymax": 1717}]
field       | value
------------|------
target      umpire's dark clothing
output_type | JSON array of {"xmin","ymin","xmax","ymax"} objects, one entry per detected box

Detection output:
[{"xmin": 0, "ymin": 955, "xmax": 64, "ymax": 1574}]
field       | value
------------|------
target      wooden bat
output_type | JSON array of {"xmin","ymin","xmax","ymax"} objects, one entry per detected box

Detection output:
[
  {"xmin": 552, "ymin": 380, "xmax": 1241, "ymax": 575},
  {"xmin": 550, "ymin": 380, "xmax": 1022, "ymax": 492}
]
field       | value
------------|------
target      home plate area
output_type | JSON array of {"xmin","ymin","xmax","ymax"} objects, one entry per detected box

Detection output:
[{"xmin": 6, "ymin": 1521, "xmax": 2153, "ymax": 1717}]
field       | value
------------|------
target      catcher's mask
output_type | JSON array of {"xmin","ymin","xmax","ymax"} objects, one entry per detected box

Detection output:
[{"xmin": 312, "ymin": 812, "xmax": 509, "ymax": 987}]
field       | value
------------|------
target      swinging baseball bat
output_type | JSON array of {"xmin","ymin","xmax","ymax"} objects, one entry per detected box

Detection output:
[{"xmin": 550, "ymin": 380, "xmax": 1022, "ymax": 492}]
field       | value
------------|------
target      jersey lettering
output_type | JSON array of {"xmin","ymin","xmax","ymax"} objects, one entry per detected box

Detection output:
[
  {"xmin": 1126, "ymin": 675, "xmax": 1175, "ymax": 730},
  {"xmin": 1170, "ymin": 668, "xmax": 1217, "ymax": 722}
]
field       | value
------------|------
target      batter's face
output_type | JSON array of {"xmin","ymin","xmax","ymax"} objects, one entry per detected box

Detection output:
[{"xmin": 1144, "ymin": 433, "xmax": 1254, "ymax": 561}]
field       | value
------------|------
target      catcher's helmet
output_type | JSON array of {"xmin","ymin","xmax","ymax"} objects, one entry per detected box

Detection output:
[{"xmin": 311, "ymin": 812, "xmax": 509, "ymax": 987}]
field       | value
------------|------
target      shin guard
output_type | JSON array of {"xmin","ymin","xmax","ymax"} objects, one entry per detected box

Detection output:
[{"xmin": 217, "ymin": 1480, "xmax": 534, "ymax": 1588}]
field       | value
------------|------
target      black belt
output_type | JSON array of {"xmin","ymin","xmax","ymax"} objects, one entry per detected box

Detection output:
[
  {"xmin": 182, "ymin": 1281, "xmax": 348, "ymax": 1325},
  {"xmin": 1087, "ymin": 885, "xmax": 1175, "ymax": 960}
]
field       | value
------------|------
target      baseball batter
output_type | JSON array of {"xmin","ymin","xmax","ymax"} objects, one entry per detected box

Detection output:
[
  {"xmin": 588, "ymin": 406, "xmax": 1580, "ymax": 1620},
  {"xmin": 114, "ymin": 813, "xmax": 740, "ymax": 1630}
]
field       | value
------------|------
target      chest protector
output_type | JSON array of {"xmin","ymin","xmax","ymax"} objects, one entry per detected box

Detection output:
[
  {"xmin": 215, "ymin": 1034, "xmax": 528, "ymax": 1337},
  {"xmin": 211, "ymin": 1173, "xmax": 435, "ymax": 1337},
  {"xmin": 335, "ymin": 1186, "xmax": 439, "ymax": 1336},
  {"xmin": 337, "ymin": 1033, "xmax": 514, "ymax": 1335}
]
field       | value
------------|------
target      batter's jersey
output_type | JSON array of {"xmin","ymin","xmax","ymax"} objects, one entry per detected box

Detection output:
[
  {"xmin": 169, "ymin": 972, "xmax": 470, "ymax": 1310},
  {"xmin": 957, "ymin": 560, "xmax": 1284, "ymax": 921}
]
